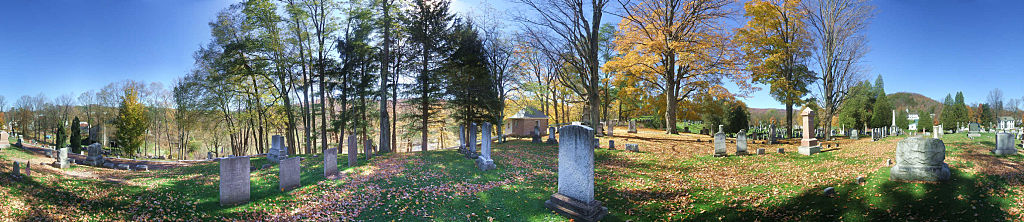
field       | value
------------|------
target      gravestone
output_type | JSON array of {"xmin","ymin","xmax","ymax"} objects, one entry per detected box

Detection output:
[
  {"xmin": 608, "ymin": 140, "xmax": 615, "ymax": 150},
  {"xmin": 85, "ymin": 143, "xmax": 105, "ymax": 166},
  {"xmin": 713, "ymin": 125, "xmax": 727, "ymax": 157},
  {"xmin": 547, "ymin": 127, "xmax": 558, "ymax": 144},
  {"xmin": 756, "ymin": 148, "xmax": 765, "ymax": 155},
  {"xmin": 851, "ymin": 129, "xmax": 859, "ymax": 140},
  {"xmin": 625, "ymin": 144, "xmax": 639, "ymax": 152},
  {"xmin": 798, "ymin": 108, "xmax": 821, "ymax": 155},
  {"xmin": 933, "ymin": 126, "xmax": 940, "ymax": 139},
  {"xmin": 593, "ymin": 138, "xmax": 600, "ymax": 149},
  {"xmin": 268, "ymin": 135, "xmax": 288, "ymax": 163},
  {"xmin": 324, "ymin": 148, "xmax": 338, "ymax": 178},
  {"xmin": 208, "ymin": 152, "xmax": 215, "ymax": 160},
  {"xmin": 606, "ymin": 120, "xmax": 614, "ymax": 137},
  {"xmin": 279, "ymin": 157, "xmax": 300, "ymax": 191},
  {"xmin": 532, "ymin": 125, "xmax": 543, "ymax": 143},
  {"xmin": 476, "ymin": 122, "xmax": 497, "ymax": 171},
  {"xmin": 12, "ymin": 162, "xmax": 20, "ymax": 179},
  {"xmin": 544, "ymin": 125, "xmax": 608, "ymax": 221},
  {"xmin": 365, "ymin": 139, "xmax": 373, "ymax": 160},
  {"xmin": 890, "ymin": 137, "xmax": 951, "ymax": 182},
  {"xmin": 219, "ymin": 156, "xmax": 251, "ymax": 206},
  {"xmin": 0, "ymin": 131, "xmax": 8, "ymax": 149},
  {"xmin": 25, "ymin": 161, "xmax": 31, "ymax": 177},
  {"xmin": 103, "ymin": 162, "xmax": 115, "ymax": 169},
  {"xmin": 347, "ymin": 134, "xmax": 358, "ymax": 167},
  {"xmin": 467, "ymin": 123, "xmax": 479, "ymax": 159},
  {"xmin": 968, "ymin": 123, "xmax": 982, "ymax": 138},
  {"xmin": 628, "ymin": 120, "xmax": 637, "ymax": 133},
  {"xmin": 117, "ymin": 164, "xmax": 131, "ymax": 170},
  {"xmin": 459, "ymin": 125, "xmax": 466, "ymax": 154},
  {"xmin": 736, "ymin": 129, "xmax": 748, "ymax": 155},
  {"xmin": 54, "ymin": 147, "xmax": 69, "ymax": 169},
  {"xmin": 137, "ymin": 165, "xmax": 149, "ymax": 171},
  {"xmin": 994, "ymin": 132, "xmax": 1018, "ymax": 155}
]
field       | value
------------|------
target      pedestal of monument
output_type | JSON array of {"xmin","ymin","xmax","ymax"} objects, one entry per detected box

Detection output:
[{"xmin": 798, "ymin": 138, "xmax": 821, "ymax": 155}]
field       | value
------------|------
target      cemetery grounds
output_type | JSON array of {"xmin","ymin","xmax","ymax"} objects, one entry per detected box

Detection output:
[{"xmin": 1, "ymin": 128, "xmax": 1023, "ymax": 221}]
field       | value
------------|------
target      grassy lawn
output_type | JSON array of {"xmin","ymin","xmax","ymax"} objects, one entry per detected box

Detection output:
[{"xmin": 2, "ymin": 129, "xmax": 1023, "ymax": 221}]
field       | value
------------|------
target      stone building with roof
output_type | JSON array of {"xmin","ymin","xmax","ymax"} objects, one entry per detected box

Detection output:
[{"xmin": 505, "ymin": 107, "xmax": 549, "ymax": 137}]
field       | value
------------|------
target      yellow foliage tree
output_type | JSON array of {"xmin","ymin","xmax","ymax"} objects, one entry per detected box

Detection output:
[
  {"xmin": 605, "ymin": 0, "xmax": 751, "ymax": 134},
  {"xmin": 736, "ymin": 0, "xmax": 816, "ymax": 136}
]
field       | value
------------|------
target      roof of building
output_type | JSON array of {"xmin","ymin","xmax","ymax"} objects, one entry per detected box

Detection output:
[{"xmin": 508, "ymin": 107, "xmax": 548, "ymax": 119}]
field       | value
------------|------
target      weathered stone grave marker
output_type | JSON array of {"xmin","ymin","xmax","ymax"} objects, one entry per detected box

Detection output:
[
  {"xmin": 625, "ymin": 144, "xmax": 639, "ymax": 152},
  {"xmin": 467, "ymin": 123, "xmax": 479, "ymax": 159},
  {"xmin": 279, "ymin": 157, "xmax": 300, "ymax": 191},
  {"xmin": 736, "ymin": 129, "xmax": 748, "ymax": 155},
  {"xmin": 347, "ymin": 134, "xmax": 358, "ymax": 167},
  {"xmin": 268, "ymin": 135, "xmax": 287, "ymax": 163},
  {"xmin": 476, "ymin": 122, "xmax": 497, "ymax": 171},
  {"xmin": 890, "ymin": 137, "xmax": 950, "ymax": 182},
  {"xmin": 544, "ymin": 125, "xmax": 608, "ymax": 221},
  {"xmin": 628, "ymin": 119, "xmax": 637, "ymax": 133},
  {"xmin": 798, "ymin": 108, "xmax": 821, "ymax": 155},
  {"xmin": 532, "ymin": 125, "xmax": 543, "ymax": 143},
  {"xmin": 325, "ymin": 148, "xmax": 338, "ymax": 178},
  {"xmin": 713, "ymin": 125, "xmax": 726, "ymax": 157},
  {"xmin": 547, "ymin": 127, "xmax": 558, "ymax": 144},
  {"xmin": 994, "ymin": 132, "xmax": 1018, "ymax": 155},
  {"xmin": 220, "ymin": 156, "xmax": 251, "ymax": 206}
]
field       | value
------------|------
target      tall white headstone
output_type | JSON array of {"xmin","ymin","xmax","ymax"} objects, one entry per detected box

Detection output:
[{"xmin": 544, "ymin": 125, "xmax": 607, "ymax": 221}]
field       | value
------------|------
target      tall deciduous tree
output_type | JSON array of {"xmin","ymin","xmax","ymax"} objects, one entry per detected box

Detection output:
[
  {"xmin": 804, "ymin": 0, "xmax": 873, "ymax": 140},
  {"xmin": 516, "ymin": 0, "xmax": 609, "ymax": 134},
  {"xmin": 606, "ymin": 0, "xmax": 747, "ymax": 134},
  {"xmin": 737, "ymin": 0, "xmax": 815, "ymax": 138}
]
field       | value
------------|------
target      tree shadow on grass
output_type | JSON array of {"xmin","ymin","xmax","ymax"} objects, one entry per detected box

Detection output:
[{"xmin": 685, "ymin": 168, "xmax": 1011, "ymax": 221}]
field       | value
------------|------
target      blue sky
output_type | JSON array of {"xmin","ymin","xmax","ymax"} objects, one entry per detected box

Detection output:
[{"xmin": 1, "ymin": 0, "xmax": 1022, "ymax": 109}]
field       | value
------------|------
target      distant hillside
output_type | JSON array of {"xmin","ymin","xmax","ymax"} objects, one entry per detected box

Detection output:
[{"xmin": 889, "ymin": 92, "xmax": 942, "ymax": 113}]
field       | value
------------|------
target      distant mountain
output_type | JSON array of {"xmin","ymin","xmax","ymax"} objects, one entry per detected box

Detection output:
[{"xmin": 888, "ymin": 92, "xmax": 942, "ymax": 113}]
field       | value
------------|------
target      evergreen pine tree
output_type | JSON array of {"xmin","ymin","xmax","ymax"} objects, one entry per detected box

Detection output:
[
  {"xmin": 401, "ymin": 0, "xmax": 455, "ymax": 152},
  {"xmin": 56, "ymin": 123, "xmax": 66, "ymax": 148},
  {"xmin": 71, "ymin": 116, "xmax": 82, "ymax": 153},
  {"xmin": 896, "ymin": 110, "xmax": 909, "ymax": 131},
  {"xmin": 445, "ymin": 21, "xmax": 500, "ymax": 127},
  {"xmin": 919, "ymin": 109, "xmax": 933, "ymax": 132}
]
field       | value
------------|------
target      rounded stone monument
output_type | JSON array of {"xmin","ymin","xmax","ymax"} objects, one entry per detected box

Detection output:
[{"xmin": 890, "ymin": 137, "xmax": 951, "ymax": 182}]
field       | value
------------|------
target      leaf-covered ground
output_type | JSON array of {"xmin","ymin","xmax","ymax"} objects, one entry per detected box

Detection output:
[{"xmin": 1, "ymin": 128, "xmax": 1023, "ymax": 221}]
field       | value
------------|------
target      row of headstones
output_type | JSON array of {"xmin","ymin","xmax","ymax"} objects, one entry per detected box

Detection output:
[
  {"xmin": 870, "ymin": 127, "xmax": 895, "ymax": 141},
  {"xmin": 220, "ymin": 134, "xmax": 372, "ymax": 206},
  {"xmin": 459, "ymin": 123, "xmax": 497, "ymax": 171},
  {"xmin": 710, "ymin": 125, "xmax": 785, "ymax": 157}
]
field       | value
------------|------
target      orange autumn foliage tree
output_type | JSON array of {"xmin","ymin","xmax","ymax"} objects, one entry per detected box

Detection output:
[{"xmin": 605, "ymin": 0, "xmax": 752, "ymax": 134}]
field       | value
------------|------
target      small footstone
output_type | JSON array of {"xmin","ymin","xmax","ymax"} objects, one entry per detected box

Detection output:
[
  {"xmin": 776, "ymin": 148, "xmax": 785, "ymax": 154},
  {"xmin": 608, "ymin": 140, "xmax": 615, "ymax": 150},
  {"xmin": 823, "ymin": 187, "xmax": 836, "ymax": 197},
  {"xmin": 856, "ymin": 176, "xmax": 866, "ymax": 184},
  {"xmin": 137, "ymin": 165, "xmax": 149, "ymax": 171},
  {"xmin": 756, "ymin": 148, "xmax": 766, "ymax": 155},
  {"xmin": 625, "ymin": 144, "xmax": 639, "ymax": 152},
  {"xmin": 887, "ymin": 159, "xmax": 893, "ymax": 166},
  {"xmin": 117, "ymin": 164, "xmax": 131, "ymax": 170},
  {"xmin": 262, "ymin": 164, "xmax": 272, "ymax": 169},
  {"xmin": 103, "ymin": 162, "xmax": 116, "ymax": 169}
]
